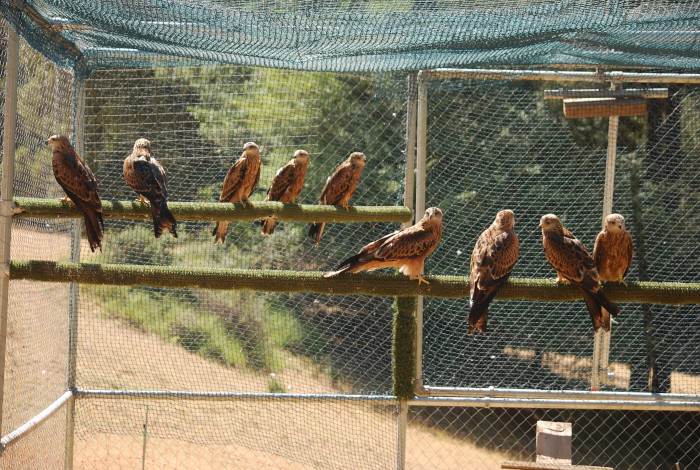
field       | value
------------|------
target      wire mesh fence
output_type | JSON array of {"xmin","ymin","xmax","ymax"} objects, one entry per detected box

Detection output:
[
  {"xmin": 422, "ymin": 75, "xmax": 700, "ymax": 394},
  {"xmin": 2, "ymin": 10, "xmax": 700, "ymax": 470}
]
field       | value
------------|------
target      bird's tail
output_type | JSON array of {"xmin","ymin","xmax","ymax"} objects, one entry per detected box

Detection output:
[
  {"xmin": 468, "ymin": 282, "xmax": 506, "ymax": 335},
  {"xmin": 212, "ymin": 221, "xmax": 229, "ymax": 245},
  {"xmin": 581, "ymin": 288, "xmax": 619, "ymax": 332},
  {"xmin": 75, "ymin": 200, "xmax": 103, "ymax": 252},
  {"xmin": 322, "ymin": 253, "xmax": 364, "ymax": 278},
  {"xmin": 308, "ymin": 222, "xmax": 325, "ymax": 246},
  {"xmin": 261, "ymin": 217, "xmax": 276, "ymax": 236},
  {"xmin": 151, "ymin": 200, "xmax": 178, "ymax": 238}
]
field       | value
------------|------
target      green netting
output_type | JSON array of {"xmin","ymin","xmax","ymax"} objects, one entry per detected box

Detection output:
[{"xmin": 2, "ymin": 1, "xmax": 700, "ymax": 75}]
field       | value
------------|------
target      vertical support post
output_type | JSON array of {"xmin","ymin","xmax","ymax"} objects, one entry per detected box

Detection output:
[
  {"xmin": 414, "ymin": 72, "xmax": 427, "ymax": 393},
  {"xmin": 591, "ymin": 77, "xmax": 620, "ymax": 391},
  {"xmin": 64, "ymin": 78, "xmax": 85, "ymax": 470},
  {"xmin": 396, "ymin": 400, "xmax": 408, "ymax": 470},
  {"xmin": 396, "ymin": 72, "xmax": 418, "ymax": 470},
  {"xmin": 403, "ymin": 73, "xmax": 417, "ymax": 229},
  {"xmin": 0, "ymin": 24, "xmax": 19, "ymax": 436}
]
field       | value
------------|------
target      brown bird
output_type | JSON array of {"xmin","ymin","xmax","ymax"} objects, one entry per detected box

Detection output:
[
  {"xmin": 123, "ymin": 138, "xmax": 177, "ymax": 238},
  {"xmin": 540, "ymin": 214, "xmax": 620, "ymax": 332},
  {"xmin": 468, "ymin": 210, "xmax": 519, "ymax": 335},
  {"xmin": 261, "ymin": 149, "xmax": 310, "ymax": 236},
  {"xmin": 594, "ymin": 213, "xmax": 634, "ymax": 286},
  {"xmin": 308, "ymin": 152, "xmax": 366, "ymax": 246},
  {"xmin": 46, "ymin": 134, "xmax": 104, "ymax": 252},
  {"xmin": 323, "ymin": 207, "xmax": 443, "ymax": 284},
  {"xmin": 212, "ymin": 142, "xmax": 261, "ymax": 244}
]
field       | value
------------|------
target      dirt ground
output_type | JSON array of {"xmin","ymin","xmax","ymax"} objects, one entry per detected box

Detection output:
[{"xmin": 73, "ymin": 310, "xmax": 510, "ymax": 469}]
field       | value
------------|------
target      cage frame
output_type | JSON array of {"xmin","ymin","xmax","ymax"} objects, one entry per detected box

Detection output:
[{"xmin": 1, "ymin": 18, "xmax": 700, "ymax": 467}]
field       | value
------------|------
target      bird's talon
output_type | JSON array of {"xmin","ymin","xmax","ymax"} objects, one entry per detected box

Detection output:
[{"xmin": 414, "ymin": 275, "xmax": 430, "ymax": 285}]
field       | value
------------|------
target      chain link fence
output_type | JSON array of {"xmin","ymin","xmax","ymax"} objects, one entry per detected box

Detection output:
[{"xmin": 1, "ymin": 13, "xmax": 700, "ymax": 470}]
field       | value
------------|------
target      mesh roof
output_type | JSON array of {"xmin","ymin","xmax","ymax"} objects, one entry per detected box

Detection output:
[{"xmin": 2, "ymin": 0, "xmax": 700, "ymax": 75}]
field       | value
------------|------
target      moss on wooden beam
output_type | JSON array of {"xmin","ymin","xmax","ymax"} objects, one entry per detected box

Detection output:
[
  {"xmin": 11, "ymin": 197, "xmax": 413, "ymax": 224},
  {"xmin": 393, "ymin": 297, "xmax": 417, "ymax": 399},
  {"xmin": 9, "ymin": 260, "xmax": 700, "ymax": 305}
]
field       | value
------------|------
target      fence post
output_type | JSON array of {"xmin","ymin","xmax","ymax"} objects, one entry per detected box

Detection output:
[
  {"xmin": 592, "ymin": 75, "xmax": 621, "ymax": 391},
  {"xmin": 64, "ymin": 77, "xmax": 85, "ymax": 470},
  {"xmin": 0, "ymin": 23, "xmax": 19, "ymax": 437},
  {"xmin": 413, "ymin": 72, "xmax": 428, "ymax": 394}
]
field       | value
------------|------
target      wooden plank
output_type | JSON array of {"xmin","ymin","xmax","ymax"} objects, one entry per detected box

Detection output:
[
  {"xmin": 536, "ymin": 421, "xmax": 572, "ymax": 463},
  {"xmin": 544, "ymin": 88, "xmax": 667, "ymax": 100},
  {"xmin": 563, "ymin": 98, "xmax": 647, "ymax": 118},
  {"xmin": 501, "ymin": 461, "xmax": 613, "ymax": 470}
]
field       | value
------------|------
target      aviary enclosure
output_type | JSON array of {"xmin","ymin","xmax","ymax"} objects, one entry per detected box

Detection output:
[{"xmin": 0, "ymin": 1, "xmax": 699, "ymax": 469}]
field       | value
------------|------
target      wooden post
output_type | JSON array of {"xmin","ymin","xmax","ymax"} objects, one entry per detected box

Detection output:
[{"xmin": 536, "ymin": 421, "xmax": 572, "ymax": 464}]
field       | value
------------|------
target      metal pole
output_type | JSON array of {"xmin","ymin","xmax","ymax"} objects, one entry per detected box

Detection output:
[
  {"xmin": 396, "ymin": 400, "xmax": 407, "ymax": 470},
  {"xmin": 424, "ymin": 68, "xmax": 700, "ymax": 84},
  {"xmin": 591, "ymin": 77, "xmax": 620, "ymax": 391},
  {"xmin": 414, "ymin": 72, "xmax": 428, "ymax": 394},
  {"xmin": 403, "ymin": 73, "xmax": 418, "ymax": 228},
  {"xmin": 64, "ymin": 78, "xmax": 85, "ymax": 470},
  {"xmin": 0, "ymin": 24, "xmax": 19, "ymax": 437},
  {"xmin": 396, "ymin": 72, "xmax": 418, "ymax": 470}
]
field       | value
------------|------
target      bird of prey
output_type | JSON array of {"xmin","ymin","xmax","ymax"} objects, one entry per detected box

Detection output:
[
  {"xmin": 539, "ymin": 214, "xmax": 620, "ymax": 332},
  {"xmin": 468, "ymin": 210, "xmax": 519, "ymax": 335},
  {"xmin": 261, "ymin": 149, "xmax": 310, "ymax": 236},
  {"xmin": 123, "ymin": 138, "xmax": 178, "ymax": 238},
  {"xmin": 46, "ymin": 134, "xmax": 104, "ymax": 252},
  {"xmin": 308, "ymin": 152, "xmax": 366, "ymax": 246},
  {"xmin": 212, "ymin": 142, "xmax": 261, "ymax": 244},
  {"xmin": 594, "ymin": 213, "xmax": 634, "ymax": 286},
  {"xmin": 323, "ymin": 207, "xmax": 443, "ymax": 285}
]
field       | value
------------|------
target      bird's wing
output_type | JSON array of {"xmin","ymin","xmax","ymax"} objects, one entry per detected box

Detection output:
[
  {"xmin": 266, "ymin": 160, "xmax": 295, "ymax": 202},
  {"xmin": 219, "ymin": 156, "xmax": 248, "ymax": 202},
  {"xmin": 319, "ymin": 161, "xmax": 352, "ymax": 205},
  {"xmin": 150, "ymin": 157, "xmax": 169, "ymax": 199},
  {"xmin": 490, "ymin": 230, "xmax": 519, "ymax": 280},
  {"xmin": 364, "ymin": 223, "xmax": 439, "ymax": 263},
  {"xmin": 129, "ymin": 157, "xmax": 167, "ymax": 200},
  {"xmin": 592, "ymin": 231, "xmax": 604, "ymax": 268},
  {"xmin": 548, "ymin": 234, "xmax": 595, "ymax": 284},
  {"xmin": 623, "ymin": 231, "xmax": 634, "ymax": 278},
  {"xmin": 57, "ymin": 151, "xmax": 101, "ymax": 206}
]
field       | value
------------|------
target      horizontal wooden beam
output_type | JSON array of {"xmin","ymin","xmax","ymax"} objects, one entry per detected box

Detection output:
[
  {"xmin": 9, "ymin": 261, "xmax": 700, "ymax": 304},
  {"xmin": 544, "ymin": 88, "xmax": 668, "ymax": 100},
  {"xmin": 11, "ymin": 197, "xmax": 413, "ymax": 224}
]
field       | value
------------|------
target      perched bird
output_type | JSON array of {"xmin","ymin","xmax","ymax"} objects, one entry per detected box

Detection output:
[
  {"xmin": 539, "ymin": 214, "xmax": 620, "ymax": 332},
  {"xmin": 46, "ymin": 134, "xmax": 104, "ymax": 252},
  {"xmin": 308, "ymin": 152, "xmax": 366, "ymax": 246},
  {"xmin": 468, "ymin": 210, "xmax": 519, "ymax": 335},
  {"xmin": 212, "ymin": 142, "xmax": 261, "ymax": 244},
  {"xmin": 123, "ymin": 138, "xmax": 177, "ymax": 238},
  {"xmin": 261, "ymin": 149, "xmax": 310, "ymax": 236},
  {"xmin": 323, "ymin": 207, "xmax": 443, "ymax": 285},
  {"xmin": 594, "ymin": 213, "xmax": 634, "ymax": 286}
]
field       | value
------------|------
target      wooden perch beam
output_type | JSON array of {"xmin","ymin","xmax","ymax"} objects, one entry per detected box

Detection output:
[
  {"xmin": 9, "ymin": 261, "xmax": 700, "ymax": 305},
  {"xmin": 11, "ymin": 197, "xmax": 413, "ymax": 224}
]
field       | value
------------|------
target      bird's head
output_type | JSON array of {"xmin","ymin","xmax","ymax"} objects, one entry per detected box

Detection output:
[
  {"xmin": 495, "ymin": 209, "xmax": 515, "ymax": 230},
  {"xmin": 294, "ymin": 149, "xmax": 310, "ymax": 164},
  {"xmin": 45, "ymin": 135, "xmax": 73, "ymax": 152},
  {"xmin": 349, "ymin": 152, "xmax": 366, "ymax": 167},
  {"xmin": 538, "ymin": 213, "xmax": 563, "ymax": 233},
  {"xmin": 243, "ymin": 142, "xmax": 260, "ymax": 157},
  {"xmin": 132, "ymin": 138, "xmax": 151, "ymax": 159},
  {"xmin": 605, "ymin": 213, "xmax": 626, "ymax": 233},
  {"xmin": 423, "ymin": 207, "xmax": 443, "ymax": 223}
]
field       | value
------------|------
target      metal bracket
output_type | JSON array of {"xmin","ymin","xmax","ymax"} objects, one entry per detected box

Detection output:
[
  {"xmin": 0, "ymin": 263, "xmax": 10, "ymax": 279},
  {"xmin": 0, "ymin": 201, "xmax": 18, "ymax": 217}
]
